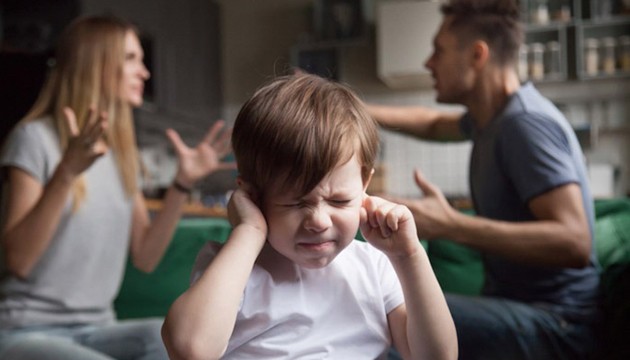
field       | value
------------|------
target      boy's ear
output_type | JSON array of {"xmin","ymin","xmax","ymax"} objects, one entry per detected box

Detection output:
[
  {"xmin": 236, "ymin": 176, "xmax": 254, "ymax": 194},
  {"xmin": 235, "ymin": 176, "xmax": 262, "ymax": 205},
  {"xmin": 362, "ymin": 168, "xmax": 375, "ymax": 192}
]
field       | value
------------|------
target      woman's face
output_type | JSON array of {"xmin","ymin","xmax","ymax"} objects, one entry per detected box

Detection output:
[{"xmin": 120, "ymin": 31, "xmax": 150, "ymax": 107}]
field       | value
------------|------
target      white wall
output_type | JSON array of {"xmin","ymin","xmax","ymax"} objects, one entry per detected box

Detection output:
[{"xmin": 217, "ymin": 0, "xmax": 314, "ymax": 123}]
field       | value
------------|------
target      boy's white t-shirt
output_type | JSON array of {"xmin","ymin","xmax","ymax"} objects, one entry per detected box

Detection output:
[{"xmin": 191, "ymin": 240, "xmax": 405, "ymax": 359}]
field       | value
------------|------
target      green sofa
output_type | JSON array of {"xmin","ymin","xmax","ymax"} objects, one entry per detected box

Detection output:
[
  {"xmin": 114, "ymin": 217, "xmax": 232, "ymax": 319},
  {"xmin": 114, "ymin": 198, "xmax": 630, "ymax": 358}
]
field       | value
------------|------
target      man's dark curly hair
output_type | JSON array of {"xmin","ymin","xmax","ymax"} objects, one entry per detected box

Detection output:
[{"xmin": 441, "ymin": 0, "xmax": 524, "ymax": 67}]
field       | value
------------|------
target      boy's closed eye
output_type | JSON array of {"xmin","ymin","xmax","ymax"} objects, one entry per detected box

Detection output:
[
  {"xmin": 280, "ymin": 202, "xmax": 303, "ymax": 208},
  {"xmin": 329, "ymin": 199, "xmax": 352, "ymax": 206},
  {"xmin": 278, "ymin": 198, "xmax": 353, "ymax": 208}
]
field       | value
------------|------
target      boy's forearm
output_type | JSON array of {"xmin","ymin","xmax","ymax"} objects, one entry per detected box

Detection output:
[
  {"xmin": 389, "ymin": 248, "xmax": 458, "ymax": 360},
  {"xmin": 162, "ymin": 225, "xmax": 266, "ymax": 359}
]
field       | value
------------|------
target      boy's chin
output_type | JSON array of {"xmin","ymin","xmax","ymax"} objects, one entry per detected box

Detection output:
[{"xmin": 267, "ymin": 244, "xmax": 339, "ymax": 269}]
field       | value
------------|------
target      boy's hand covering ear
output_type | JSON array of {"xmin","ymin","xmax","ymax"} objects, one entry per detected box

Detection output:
[
  {"xmin": 359, "ymin": 195, "xmax": 420, "ymax": 258},
  {"xmin": 227, "ymin": 182, "xmax": 268, "ymax": 237}
]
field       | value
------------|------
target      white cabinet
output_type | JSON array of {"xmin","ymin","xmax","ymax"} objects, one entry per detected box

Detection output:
[{"xmin": 376, "ymin": 0, "xmax": 442, "ymax": 89}]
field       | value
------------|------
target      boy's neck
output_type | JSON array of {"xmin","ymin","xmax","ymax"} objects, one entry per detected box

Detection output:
[{"xmin": 257, "ymin": 243, "xmax": 301, "ymax": 281}]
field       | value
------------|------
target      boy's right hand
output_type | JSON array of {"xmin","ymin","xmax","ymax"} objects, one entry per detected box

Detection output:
[
  {"xmin": 360, "ymin": 195, "xmax": 421, "ymax": 259},
  {"xmin": 227, "ymin": 184, "xmax": 268, "ymax": 238},
  {"xmin": 59, "ymin": 107, "xmax": 109, "ymax": 178}
]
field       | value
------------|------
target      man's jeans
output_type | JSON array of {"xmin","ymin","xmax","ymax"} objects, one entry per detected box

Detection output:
[
  {"xmin": 446, "ymin": 293, "xmax": 598, "ymax": 360},
  {"xmin": 0, "ymin": 318, "xmax": 168, "ymax": 360}
]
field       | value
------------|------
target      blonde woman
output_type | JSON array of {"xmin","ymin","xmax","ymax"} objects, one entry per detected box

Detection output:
[{"xmin": 0, "ymin": 16, "xmax": 234, "ymax": 359}]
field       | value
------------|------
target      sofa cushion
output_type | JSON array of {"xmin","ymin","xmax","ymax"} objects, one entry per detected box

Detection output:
[
  {"xmin": 428, "ymin": 239, "xmax": 484, "ymax": 295},
  {"xmin": 114, "ymin": 217, "xmax": 231, "ymax": 319},
  {"xmin": 113, "ymin": 198, "xmax": 630, "ymax": 320},
  {"xmin": 593, "ymin": 198, "xmax": 630, "ymax": 271},
  {"xmin": 424, "ymin": 198, "xmax": 630, "ymax": 297},
  {"xmin": 592, "ymin": 199, "xmax": 630, "ymax": 358}
]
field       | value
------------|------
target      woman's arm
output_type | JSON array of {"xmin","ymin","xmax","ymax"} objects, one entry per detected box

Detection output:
[
  {"xmin": 127, "ymin": 185, "xmax": 188, "ymax": 272},
  {"xmin": 1, "ymin": 166, "xmax": 75, "ymax": 278},
  {"xmin": 1, "ymin": 109, "xmax": 108, "ymax": 278},
  {"xmin": 129, "ymin": 121, "xmax": 236, "ymax": 272}
]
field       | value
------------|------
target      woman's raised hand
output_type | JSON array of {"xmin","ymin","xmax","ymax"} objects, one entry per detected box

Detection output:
[
  {"xmin": 166, "ymin": 120, "xmax": 237, "ymax": 187},
  {"xmin": 60, "ymin": 106, "xmax": 109, "ymax": 177}
]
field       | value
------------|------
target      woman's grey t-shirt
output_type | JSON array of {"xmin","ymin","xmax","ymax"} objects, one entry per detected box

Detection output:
[{"xmin": 0, "ymin": 117, "xmax": 133, "ymax": 328}]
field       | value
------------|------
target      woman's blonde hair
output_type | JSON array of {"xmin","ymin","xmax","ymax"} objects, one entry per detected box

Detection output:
[
  {"xmin": 23, "ymin": 16, "xmax": 140, "ymax": 210},
  {"xmin": 232, "ymin": 74, "xmax": 379, "ymax": 197}
]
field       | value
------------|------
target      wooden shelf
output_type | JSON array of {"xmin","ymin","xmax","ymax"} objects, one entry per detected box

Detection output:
[{"xmin": 145, "ymin": 198, "xmax": 227, "ymax": 218}]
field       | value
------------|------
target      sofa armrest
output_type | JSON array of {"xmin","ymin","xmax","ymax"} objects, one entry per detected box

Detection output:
[
  {"xmin": 428, "ymin": 239, "xmax": 484, "ymax": 295},
  {"xmin": 114, "ymin": 217, "xmax": 231, "ymax": 319}
]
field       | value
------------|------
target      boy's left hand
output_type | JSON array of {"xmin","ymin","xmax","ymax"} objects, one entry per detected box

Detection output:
[
  {"xmin": 227, "ymin": 184, "xmax": 268, "ymax": 238},
  {"xmin": 360, "ymin": 195, "xmax": 420, "ymax": 258}
]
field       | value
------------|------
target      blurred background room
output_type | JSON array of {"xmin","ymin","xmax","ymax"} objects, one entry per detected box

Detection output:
[{"xmin": 2, "ymin": 0, "xmax": 629, "ymax": 211}]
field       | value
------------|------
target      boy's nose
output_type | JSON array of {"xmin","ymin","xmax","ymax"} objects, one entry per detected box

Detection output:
[{"xmin": 303, "ymin": 207, "xmax": 332, "ymax": 233}]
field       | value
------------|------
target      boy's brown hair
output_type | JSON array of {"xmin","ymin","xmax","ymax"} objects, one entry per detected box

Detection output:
[{"xmin": 232, "ymin": 74, "xmax": 379, "ymax": 197}]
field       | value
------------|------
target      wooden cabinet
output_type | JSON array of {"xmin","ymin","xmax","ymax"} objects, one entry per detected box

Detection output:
[
  {"xmin": 576, "ymin": 17, "xmax": 630, "ymax": 79},
  {"xmin": 520, "ymin": 0, "xmax": 630, "ymax": 82},
  {"xmin": 522, "ymin": 24, "xmax": 571, "ymax": 82}
]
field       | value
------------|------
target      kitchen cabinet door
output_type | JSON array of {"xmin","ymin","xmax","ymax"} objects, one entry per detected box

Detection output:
[{"xmin": 376, "ymin": 0, "xmax": 441, "ymax": 89}]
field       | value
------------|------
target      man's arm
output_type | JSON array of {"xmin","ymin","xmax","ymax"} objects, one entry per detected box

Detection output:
[
  {"xmin": 400, "ymin": 170, "xmax": 591, "ymax": 268},
  {"xmin": 366, "ymin": 104, "xmax": 465, "ymax": 141},
  {"xmin": 451, "ymin": 183, "xmax": 590, "ymax": 267}
]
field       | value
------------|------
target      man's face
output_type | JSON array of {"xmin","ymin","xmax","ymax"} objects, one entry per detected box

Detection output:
[
  {"xmin": 261, "ymin": 156, "xmax": 366, "ymax": 269},
  {"xmin": 424, "ymin": 17, "xmax": 476, "ymax": 104}
]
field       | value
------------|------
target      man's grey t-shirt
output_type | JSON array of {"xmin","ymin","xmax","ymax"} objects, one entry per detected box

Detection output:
[
  {"xmin": 0, "ymin": 117, "xmax": 133, "ymax": 328},
  {"xmin": 461, "ymin": 83, "xmax": 600, "ymax": 321}
]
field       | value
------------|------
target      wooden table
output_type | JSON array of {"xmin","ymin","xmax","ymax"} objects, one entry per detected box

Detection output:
[{"xmin": 144, "ymin": 198, "xmax": 227, "ymax": 218}]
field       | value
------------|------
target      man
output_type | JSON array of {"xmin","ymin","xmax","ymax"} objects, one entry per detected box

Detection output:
[{"xmin": 367, "ymin": 0, "xmax": 600, "ymax": 359}]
